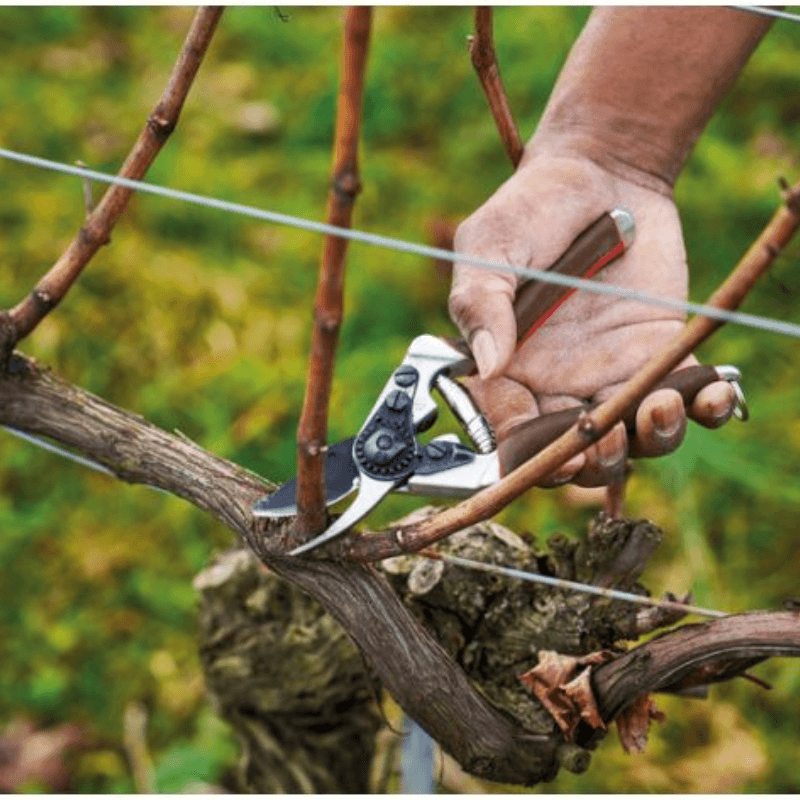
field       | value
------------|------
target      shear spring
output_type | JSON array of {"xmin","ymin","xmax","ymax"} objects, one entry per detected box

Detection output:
[{"xmin": 433, "ymin": 374, "xmax": 496, "ymax": 454}]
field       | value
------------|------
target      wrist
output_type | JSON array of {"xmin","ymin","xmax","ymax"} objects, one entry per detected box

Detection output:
[
  {"xmin": 523, "ymin": 124, "xmax": 677, "ymax": 198},
  {"xmin": 522, "ymin": 7, "xmax": 772, "ymax": 198}
]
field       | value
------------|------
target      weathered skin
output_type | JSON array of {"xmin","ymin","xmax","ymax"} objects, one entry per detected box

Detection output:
[{"xmin": 449, "ymin": 7, "xmax": 772, "ymax": 487}]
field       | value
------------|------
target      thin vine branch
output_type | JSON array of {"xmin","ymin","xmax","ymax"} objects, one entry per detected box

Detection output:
[
  {"xmin": 469, "ymin": 7, "xmax": 524, "ymax": 168},
  {"xmin": 592, "ymin": 610, "xmax": 800, "ymax": 723},
  {"xmin": 295, "ymin": 7, "xmax": 372, "ymax": 536},
  {"xmin": 0, "ymin": 6, "xmax": 223, "ymax": 362},
  {"xmin": 343, "ymin": 178, "xmax": 800, "ymax": 562}
]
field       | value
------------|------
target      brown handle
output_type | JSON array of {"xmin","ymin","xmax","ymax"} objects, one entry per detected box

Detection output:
[
  {"xmin": 514, "ymin": 210, "xmax": 627, "ymax": 343},
  {"xmin": 449, "ymin": 209, "xmax": 632, "ymax": 375},
  {"xmin": 497, "ymin": 365, "xmax": 720, "ymax": 476}
]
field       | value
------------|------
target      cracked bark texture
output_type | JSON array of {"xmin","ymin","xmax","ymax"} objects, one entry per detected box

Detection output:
[
  {"xmin": 194, "ymin": 548, "xmax": 381, "ymax": 793},
  {"xmin": 192, "ymin": 507, "xmax": 784, "ymax": 790}
]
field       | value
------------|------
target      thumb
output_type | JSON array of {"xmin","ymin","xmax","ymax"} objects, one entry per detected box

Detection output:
[{"xmin": 448, "ymin": 266, "xmax": 518, "ymax": 379}]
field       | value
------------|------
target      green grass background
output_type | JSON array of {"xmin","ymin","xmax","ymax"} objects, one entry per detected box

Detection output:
[{"xmin": 1, "ymin": 6, "xmax": 799, "ymax": 792}]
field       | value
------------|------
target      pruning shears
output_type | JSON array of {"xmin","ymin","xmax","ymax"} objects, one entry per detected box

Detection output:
[{"xmin": 253, "ymin": 208, "xmax": 748, "ymax": 555}]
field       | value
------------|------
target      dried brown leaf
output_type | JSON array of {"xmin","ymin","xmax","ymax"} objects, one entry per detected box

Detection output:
[
  {"xmin": 518, "ymin": 650, "xmax": 613, "ymax": 740},
  {"xmin": 518, "ymin": 650, "xmax": 573, "ymax": 692},
  {"xmin": 615, "ymin": 693, "xmax": 666, "ymax": 754},
  {"xmin": 563, "ymin": 668, "xmax": 606, "ymax": 732}
]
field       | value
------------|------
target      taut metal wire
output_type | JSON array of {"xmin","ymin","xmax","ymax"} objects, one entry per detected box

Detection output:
[{"xmin": 2, "ymin": 146, "xmax": 800, "ymax": 341}]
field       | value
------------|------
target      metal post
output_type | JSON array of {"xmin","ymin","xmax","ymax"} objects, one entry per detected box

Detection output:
[{"xmin": 401, "ymin": 716, "xmax": 435, "ymax": 794}]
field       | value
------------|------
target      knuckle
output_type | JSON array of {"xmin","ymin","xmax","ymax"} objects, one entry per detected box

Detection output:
[
  {"xmin": 447, "ymin": 284, "xmax": 472, "ymax": 322},
  {"xmin": 453, "ymin": 214, "xmax": 482, "ymax": 250}
]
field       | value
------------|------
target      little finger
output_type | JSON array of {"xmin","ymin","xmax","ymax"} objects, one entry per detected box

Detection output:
[{"xmin": 689, "ymin": 380, "xmax": 737, "ymax": 429}]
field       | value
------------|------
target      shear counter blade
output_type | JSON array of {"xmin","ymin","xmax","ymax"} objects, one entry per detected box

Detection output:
[{"xmin": 252, "ymin": 437, "xmax": 358, "ymax": 518}]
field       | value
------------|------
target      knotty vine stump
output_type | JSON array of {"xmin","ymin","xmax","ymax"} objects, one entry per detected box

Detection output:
[{"xmin": 194, "ymin": 509, "xmax": 800, "ymax": 790}]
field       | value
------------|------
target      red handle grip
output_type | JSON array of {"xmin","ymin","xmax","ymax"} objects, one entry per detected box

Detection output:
[{"xmin": 514, "ymin": 209, "xmax": 632, "ymax": 343}]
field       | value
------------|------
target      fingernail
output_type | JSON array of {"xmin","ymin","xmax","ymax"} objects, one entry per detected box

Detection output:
[
  {"xmin": 545, "ymin": 454, "xmax": 585, "ymax": 486},
  {"xmin": 597, "ymin": 427, "xmax": 626, "ymax": 468},
  {"xmin": 709, "ymin": 402, "xmax": 734, "ymax": 428},
  {"xmin": 471, "ymin": 329, "xmax": 498, "ymax": 379},
  {"xmin": 652, "ymin": 402, "xmax": 683, "ymax": 439},
  {"xmin": 710, "ymin": 409, "xmax": 733, "ymax": 428},
  {"xmin": 709, "ymin": 386, "xmax": 736, "ymax": 427}
]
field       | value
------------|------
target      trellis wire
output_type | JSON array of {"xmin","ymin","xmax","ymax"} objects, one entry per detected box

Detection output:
[
  {"xmin": 1, "ymin": 424, "xmax": 171, "ymax": 496},
  {"xmin": 2, "ymin": 146, "xmax": 800, "ymax": 341},
  {"xmin": 427, "ymin": 551, "xmax": 728, "ymax": 619},
  {"xmin": 731, "ymin": 5, "xmax": 800, "ymax": 24},
  {"xmin": 2, "ymin": 424, "xmax": 115, "ymax": 476}
]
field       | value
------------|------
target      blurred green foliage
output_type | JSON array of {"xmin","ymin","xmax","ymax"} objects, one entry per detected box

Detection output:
[{"xmin": 1, "ymin": 5, "xmax": 799, "ymax": 793}]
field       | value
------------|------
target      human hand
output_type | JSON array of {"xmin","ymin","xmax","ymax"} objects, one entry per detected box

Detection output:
[{"xmin": 448, "ymin": 153, "xmax": 737, "ymax": 487}]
